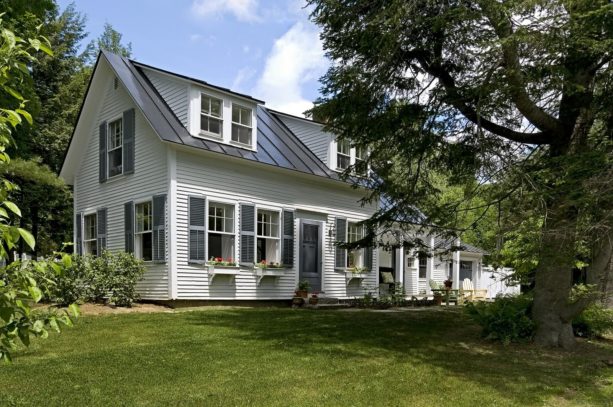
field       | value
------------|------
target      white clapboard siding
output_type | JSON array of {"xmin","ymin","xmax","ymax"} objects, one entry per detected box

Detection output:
[
  {"xmin": 174, "ymin": 149, "xmax": 376, "ymax": 300},
  {"xmin": 277, "ymin": 115, "xmax": 331, "ymax": 166},
  {"xmin": 74, "ymin": 79, "xmax": 169, "ymax": 300},
  {"xmin": 142, "ymin": 68, "xmax": 189, "ymax": 128}
]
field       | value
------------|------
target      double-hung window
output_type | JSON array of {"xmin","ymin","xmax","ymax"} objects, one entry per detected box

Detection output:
[
  {"xmin": 83, "ymin": 214, "xmax": 97, "ymax": 256},
  {"xmin": 208, "ymin": 202, "xmax": 235, "ymax": 261},
  {"xmin": 135, "ymin": 201, "xmax": 153, "ymax": 261},
  {"xmin": 108, "ymin": 118, "xmax": 123, "ymax": 177},
  {"xmin": 418, "ymin": 255, "xmax": 428, "ymax": 279},
  {"xmin": 231, "ymin": 105, "xmax": 252, "ymax": 146},
  {"xmin": 256, "ymin": 209, "xmax": 280, "ymax": 263},
  {"xmin": 347, "ymin": 222, "xmax": 364, "ymax": 268},
  {"xmin": 200, "ymin": 94, "xmax": 223, "ymax": 137},
  {"xmin": 336, "ymin": 139, "xmax": 351, "ymax": 170},
  {"xmin": 354, "ymin": 145, "xmax": 367, "ymax": 175}
]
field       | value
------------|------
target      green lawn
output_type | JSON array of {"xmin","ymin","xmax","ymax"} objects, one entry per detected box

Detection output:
[{"xmin": 1, "ymin": 307, "xmax": 612, "ymax": 406}]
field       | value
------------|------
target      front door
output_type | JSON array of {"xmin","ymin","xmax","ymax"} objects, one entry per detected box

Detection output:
[{"xmin": 299, "ymin": 221, "xmax": 321, "ymax": 292}]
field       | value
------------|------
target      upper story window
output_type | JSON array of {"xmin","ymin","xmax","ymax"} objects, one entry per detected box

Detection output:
[
  {"xmin": 208, "ymin": 202, "xmax": 235, "ymax": 261},
  {"xmin": 108, "ymin": 118, "xmax": 123, "ymax": 177},
  {"xmin": 336, "ymin": 139, "xmax": 351, "ymax": 170},
  {"xmin": 135, "ymin": 201, "xmax": 153, "ymax": 261},
  {"xmin": 83, "ymin": 213, "xmax": 97, "ymax": 256},
  {"xmin": 200, "ymin": 94, "xmax": 223, "ymax": 138},
  {"xmin": 231, "ymin": 104, "xmax": 252, "ymax": 146},
  {"xmin": 256, "ymin": 209, "xmax": 280, "ymax": 263}
]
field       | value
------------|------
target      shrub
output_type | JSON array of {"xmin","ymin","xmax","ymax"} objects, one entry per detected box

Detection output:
[
  {"xmin": 465, "ymin": 294, "xmax": 535, "ymax": 344},
  {"xmin": 32, "ymin": 251, "xmax": 145, "ymax": 307},
  {"xmin": 91, "ymin": 251, "xmax": 146, "ymax": 307},
  {"xmin": 50, "ymin": 254, "xmax": 90, "ymax": 306},
  {"xmin": 572, "ymin": 304, "xmax": 613, "ymax": 338}
]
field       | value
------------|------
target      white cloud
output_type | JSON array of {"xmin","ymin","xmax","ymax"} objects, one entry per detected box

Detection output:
[
  {"xmin": 191, "ymin": 0, "xmax": 260, "ymax": 22},
  {"xmin": 231, "ymin": 67, "xmax": 256, "ymax": 92},
  {"xmin": 253, "ymin": 22, "xmax": 327, "ymax": 116}
]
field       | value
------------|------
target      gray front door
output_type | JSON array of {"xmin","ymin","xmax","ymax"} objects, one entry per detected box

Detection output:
[
  {"xmin": 460, "ymin": 261, "xmax": 473, "ymax": 282},
  {"xmin": 299, "ymin": 221, "xmax": 321, "ymax": 292}
]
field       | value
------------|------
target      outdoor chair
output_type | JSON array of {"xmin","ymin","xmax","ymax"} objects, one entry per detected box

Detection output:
[{"xmin": 460, "ymin": 278, "xmax": 488, "ymax": 302}]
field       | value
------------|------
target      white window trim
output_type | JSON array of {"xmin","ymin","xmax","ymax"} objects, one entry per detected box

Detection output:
[
  {"xmin": 331, "ymin": 139, "xmax": 369, "ymax": 175},
  {"xmin": 107, "ymin": 115, "xmax": 124, "ymax": 179},
  {"xmin": 346, "ymin": 221, "xmax": 365, "ymax": 269},
  {"xmin": 206, "ymin": 200, "xmax": 238, "ymax": 262},
  {"xmin": 255, "ymin": 206, "xmax": 282, "ymax": 263},
  {"xmin": 134, "ymin": 199, "xmax": 153, "ymax": 263},
  {"xmin": 199, "ymin": 92, "xmax": 224, "ymax": 139},
  {"xmin": 230, "ymin": 102, "xmax": 254, "ymax": 148},
  {"xmin": 83, "ymin": 211, "xmax": 97, "ymax": 256},
  {"xmin": 188, "ymin": 85, "xmax": 258, "ymax": 152}
]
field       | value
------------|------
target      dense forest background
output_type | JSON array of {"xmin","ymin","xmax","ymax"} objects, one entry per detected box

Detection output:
[{"xmin": 0, "ymin": 0, "xmax": 132, "ymax": 257}]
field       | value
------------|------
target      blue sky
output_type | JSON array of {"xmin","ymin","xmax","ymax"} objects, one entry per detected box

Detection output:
[{"xmin": 57, "ymin": 0, "xmax": 328, "ymax": 116}]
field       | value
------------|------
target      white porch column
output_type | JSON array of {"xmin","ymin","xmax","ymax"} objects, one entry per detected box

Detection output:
[
  {"xmin": 426, "ymin": 236, "xmax": 434, "ymax": 294},
  {"xmin": 397, "ymin": 246, "xmax": 405, "ymax": 289},
  {"xmin": 452, "ymin": 238, "xmax": 461, "ymax": 289}
]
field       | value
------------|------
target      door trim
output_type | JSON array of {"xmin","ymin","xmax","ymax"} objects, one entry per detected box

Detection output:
[{"xmin": 298, "ymin": 219, "xmax": 324, "ymax": 293}]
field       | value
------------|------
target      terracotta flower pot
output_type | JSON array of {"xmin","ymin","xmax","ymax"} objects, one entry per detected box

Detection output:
[
  {"xmin": 434, "ymin": 295, "xmax": 443, "ymax": 306},
  {"xmin": 295, "ymin": 290, "xmax": 308, "ymax": 299}
]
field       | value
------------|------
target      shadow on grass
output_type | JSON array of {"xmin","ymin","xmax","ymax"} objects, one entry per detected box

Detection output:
[{"xmin": 185, "ymin": 307, "xmax": 612, "ymax": 405}]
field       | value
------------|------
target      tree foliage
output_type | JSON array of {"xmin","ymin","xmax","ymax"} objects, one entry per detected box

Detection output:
[
  {"xmin": 0, "ymin": 17, "xmax": 76, "ymax": 363},
  {"xmin": 308, "ymin": 0, "xmax": 612, "ymax": 348}
]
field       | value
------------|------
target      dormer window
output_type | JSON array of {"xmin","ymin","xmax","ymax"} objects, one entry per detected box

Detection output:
[
  {"xmin": 231, "ymin": 104, "xmax": 252, "ymax": 146},
  {"xmin": 336, "ymin": 139, "xmax": 351, "ymax": 170},
  {"xmin": 200, "ymin": 94, "xmax": 223, "ymax": 138},
  {"xmin": 190, "ymin": 87, "xmax": 257, "ymax": 150}
]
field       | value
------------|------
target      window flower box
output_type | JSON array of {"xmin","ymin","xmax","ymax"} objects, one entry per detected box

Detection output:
[
  {"xmin": 254, "ymin": 263, "xmax": 286, "ymax": 286},
  {"xmin": 206, "ymin": 258, "xmax": 240, "ymax": 282},
  {"xmin": 344, "ymin": 269, "xmax": 369, "ymax": 285}
]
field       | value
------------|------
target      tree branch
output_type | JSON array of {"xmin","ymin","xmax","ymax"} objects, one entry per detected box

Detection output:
[
  {"xmin": 480, "ymin": 2, "xmax": 564, "ymax": 135},
  {"xmin": 419, "ymin": 57, "xmax": 551, "ymax": 144}
]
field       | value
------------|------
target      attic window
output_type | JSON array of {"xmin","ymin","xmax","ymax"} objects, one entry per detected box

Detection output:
[
  {"xmin": 336, "ymin": 139, "xmax": 351, "ymax": 170},
  {"xmin": 231, "ymin": 104, "xmax": 252, "ymax": 146},
  {"xmin": 200, "ymin": 94, "xmax": 223, "ymax": 138}
]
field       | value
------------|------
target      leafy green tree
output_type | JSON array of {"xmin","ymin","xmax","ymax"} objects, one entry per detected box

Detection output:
[
  {"xmin": 2, "ymin": 158, "xmax": 72, "ymax": 257},
  {"xmin": 0, "ymin": 18, "xmax": 76, "ymax": 363},
  {"xmin": 82, "ymin": 22, "xmax": 132, "ymax": 65},
  {"xmin": 308, "ymin": 0, "xmax": 612, "ymax": 348}
]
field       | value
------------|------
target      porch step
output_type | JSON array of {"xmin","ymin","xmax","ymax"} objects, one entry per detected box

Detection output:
[
  {"xmin": 315, "ymin": 303, "xmax": 350, "ymax": 309},
  {"xmin": 318, "ymin": 297, "xmax": 341, "ymax": 305}
]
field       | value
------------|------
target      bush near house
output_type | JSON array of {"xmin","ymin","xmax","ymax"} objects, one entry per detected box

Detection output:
[{"xmin": 36, "ymin": 252, "xmax": 145, "ymax": 307}]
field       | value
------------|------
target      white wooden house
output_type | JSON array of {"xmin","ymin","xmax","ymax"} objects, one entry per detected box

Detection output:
[{"xmin": 60, "ymin": 51, "xmax": 487, "ymax": 302}]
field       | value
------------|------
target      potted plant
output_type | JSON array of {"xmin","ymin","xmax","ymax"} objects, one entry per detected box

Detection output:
[
  {"xmin": 433, "ymin": 291, "xmax": 443, "ymax": 306},
  {"xmin": 443, "ymin": 279, "xmax": 452, "ymax": 289},
  {"xmin": 309, "ymin": 292, "xmax": 319, "ymax": 305},
  {"xmin": 207, "ymin": 257, "xmax": 237, "ymax": 267},
  {"xmin": 295, "ymin": 280, "xmax": 310, "ymax": 298}
]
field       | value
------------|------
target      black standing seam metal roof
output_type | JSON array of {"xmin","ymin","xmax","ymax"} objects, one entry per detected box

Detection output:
[
  {"xmin": 102, "ymin": 51, "xmax": 340, "ymax": 181},
  {"xmin": 434, "ymin": 237, "xmax": 489, "ymax": 255}
]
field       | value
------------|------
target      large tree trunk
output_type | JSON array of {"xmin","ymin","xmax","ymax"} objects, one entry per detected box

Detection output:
[
  {"xmin": 532, "ymin": 202, "xmax": 577, "ymax": 349},
  {"xmin": 602, "ymin": 257, "xmax": 613, "ymax": 308}
]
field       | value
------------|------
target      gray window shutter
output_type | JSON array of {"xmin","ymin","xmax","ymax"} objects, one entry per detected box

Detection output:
[
  {"xmin": 240, "ymin": 203, "xmax": 255, "ymax": 265},
  {"xmin": 75, "ymin": 212, "xmax": 83, "ymax": 255},
  {"xmin": 281, "ymin": 210, "xmax": 294, "ymax": 266},
  {"xmin": 124, "ymin": 202, "xmax": 134, "ymax": 253},
  {"xmin": 99, "ymin": 121, "xmax": 107, "ymax": 183},
  {"xmin": 364, "ymin": 247, "xmax": 373, "ymax": 271},
  {"xmin": 152, "ymin": 194, "xmax": 166, "ymax": 262},
  {"xmin": 335, "ymin": 217, "xmax": 347, "ymax": 268},
  {"xmin": 123, "ymin": 108, "xmax": 135, "ymax": 174},
  {"xmin": 97, "ymin": 208, "xmax": 107, "ymax": 253},
  {"xmin": 188, "ymin": 196, "xmax": 206, "ymax": 263}
]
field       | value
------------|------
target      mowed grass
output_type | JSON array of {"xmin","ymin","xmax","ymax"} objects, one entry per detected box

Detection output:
[{"xmin": 1, "ymin": 307, "xmax": 612, "ymax": 407}]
